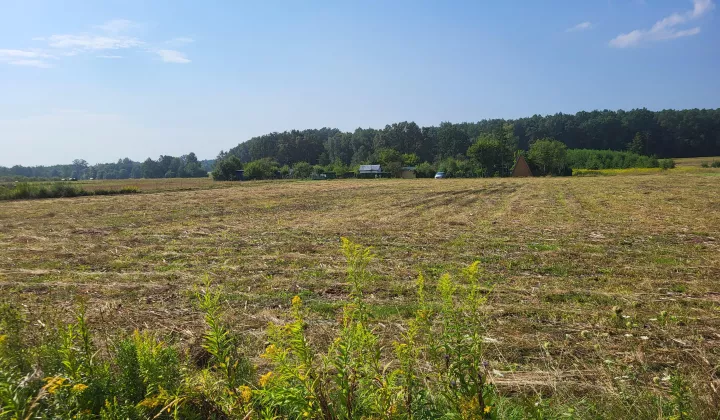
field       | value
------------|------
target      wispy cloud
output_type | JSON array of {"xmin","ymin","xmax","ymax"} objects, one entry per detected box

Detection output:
[
  {"xmin": 156, "ymin": 49, "xmax": 191, "ymax": 64},
  {"xmin": 1, "ymin": 19, "xmax": 193, "ymax": 68},
  {"xmin": 0, "ymin": 49, "xmax": 54, "ymax": 68},
  {"xmin": 7, "ymin": 59, "xmax": 52, "ymax": 68},
  {"xmin": 567, "ymin": 21, "xmax": 594, "ymax": 32},
  {"xmin": 0, "ymin": 49, "xmax": 52, "ymax": 59},
  {"xmin": 47, "ymin": 34, "xmax": 143, "ymax": 50},
  {"xmin": 93, "ymin": 19, "xmax": 135, "ymax": 34},
  {"xmin": 610, "ymin": 0, "xmax": 714, "ymax": 47}
]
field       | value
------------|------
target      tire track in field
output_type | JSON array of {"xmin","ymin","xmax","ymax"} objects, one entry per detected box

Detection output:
[{"xmin": 485, "ymin": 180, "xmax": 532, "ymax": 227}]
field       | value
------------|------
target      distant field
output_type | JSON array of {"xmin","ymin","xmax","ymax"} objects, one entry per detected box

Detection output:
[
  {"xmin": 1, "ymin": 172, "xmax": 718, "ymax": 412},
  {"xmin": 675, "ymin": 156, "xmax": 720, "ymax": 167},
  {"xmin": 573, "ymin": 166, "xmax": 720, "ymax": 176},
  {"xmin": 1, "ymin": 177, "xmax": 222, "ymax": 194},
  {"xmin": 72, "ymin": 177, "xmax": 220, "ymax": 193}
]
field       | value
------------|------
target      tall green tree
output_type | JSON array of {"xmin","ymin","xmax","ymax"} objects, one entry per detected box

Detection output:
[
  {"xmin": 628, "ymin": 132, "xmax": 648, "ymax": 155},
  {"xmin": 528, "ymin": 138, "xmax": 568, "ymax": 175},
  {"xmin": 211, "ymin": 156, "xmax": 243, "ymax": 181},
  {"xmin": 467, "ymin": 137, "xmax": 502, "ymax": 177}
]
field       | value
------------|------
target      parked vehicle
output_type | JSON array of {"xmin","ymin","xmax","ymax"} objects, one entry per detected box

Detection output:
[{"xmin": 434, "ymin": 171, "xmax": 446, "ymax": 179}]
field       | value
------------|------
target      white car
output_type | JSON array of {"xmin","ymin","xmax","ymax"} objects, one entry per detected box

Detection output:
[{"xmin": 434, "ymin": 171, "xmax": 446, "ymax": 179}]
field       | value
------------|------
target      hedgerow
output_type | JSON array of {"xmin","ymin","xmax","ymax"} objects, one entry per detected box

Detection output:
[{"xmin": 0, "ymin": 183, "xmax": 139, "ymax": 201}]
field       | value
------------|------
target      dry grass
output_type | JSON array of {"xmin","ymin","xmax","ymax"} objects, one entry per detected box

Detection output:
[
  {"xmin": 675, "ymin": 156, "xmax": 720, "ymax": 167},
  {"xmin": 1, "ymin": 174, "xmax": 719, "ymax": 405},
  {"xmin": 71, "ymin": 177, "xmax": 222, "ymax": 193},
  {"xmin": 574, "ymin": 166, "xmax": 720, "ymax": 176}
]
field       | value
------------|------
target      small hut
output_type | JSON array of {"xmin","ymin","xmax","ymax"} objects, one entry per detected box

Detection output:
[{"xmin": 511, "ymin": 156, "xmax": 533, "ymax": 177}]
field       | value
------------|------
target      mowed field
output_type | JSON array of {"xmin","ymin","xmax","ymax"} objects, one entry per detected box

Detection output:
[
  {"xmin": 675, "ymin": 156, "xmax": 720, "ymax": 167},
  {"xmin": 1, "ymin": 173, "xmax": 719, "ymax": 402}
]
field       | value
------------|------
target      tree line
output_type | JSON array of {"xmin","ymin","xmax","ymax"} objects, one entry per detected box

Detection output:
[
  {"xmin": 212, "ymin": 132, "xmax": 675, "ymax": 181},
  {"xmin": 0, "ymin": 154, "xmax": 215, "ymax": 181},
  {"xmin": 213, "ymin": 107, "xmax": 703, "ymax": 180},
  {"xmin": 3, "ymin": 108, "xmax": 717, "ymax": 181},
  {"xmin": 217, "ymin": 108, "xmax": 720, "ymax": 172}
]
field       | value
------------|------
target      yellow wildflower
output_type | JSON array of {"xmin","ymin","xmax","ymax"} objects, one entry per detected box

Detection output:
[
  {"xmin": 259, "ymin": 371, "xmax": 273, "ymax": 387},
  {"xmin": 262, "ymin": 344, "xmax": 277, "ymax": 359},
  {"xmin": 0, "ymin": 335, "xmax": 6, "ymax": 345},
  {"xmin": 458, "ymin": 396, "xmax": 479, "ymax": 417},
  {"xmin": 72, "ymin": 383, "xmax": 88, "ymax": 393},
  {"xmin": 292, "ymin": 295, "xmax": 302, "ymax": 306},
  {"xmin": 44, "ymin": 376, "xmax": 67, "ymax": 394},
  {"xmin": 138, "ymin": 397, "xmax": 162, "ymax": 408},
  {"xmin": 484, "ymin": 405, "xmax": 492, "ymax": 413},
  {"xmin": 238, "ymin": 385, "xmax": 252, "ymax": 404}
]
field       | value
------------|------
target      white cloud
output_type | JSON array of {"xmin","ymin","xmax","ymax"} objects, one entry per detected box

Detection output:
[
  {"xmin": 0, "ymin": 49, "xmax": 53, "ymax": 59},
  {"xmin": 0, "ymin": 49, "xmax": 54, "ymax": 68},
  {"xmin": 156, "ymin": 49, "xmax": 190, "ymax": 64},
  {"xmin": 47, "ymin": 34, "xmax": 143, "ymax": 50},
  {"xmin": 567, "ymin": 22, "xmax": 594, "ymax": 32},
  {"xmin": 610, "ymin": 0, "xmax": 714, "ymax": 47},
  {"xmin": 93, "ymin": 19, "xmax": 135, "ymax": 34},
  {"xmin": 1, "ymin": 20, "xmax": 192, "ymax": 68}
]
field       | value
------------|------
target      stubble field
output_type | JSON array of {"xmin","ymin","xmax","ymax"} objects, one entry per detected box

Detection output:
[{"xmin": 1, "ymin": 172, "xmax": 719, "ymax": 412}]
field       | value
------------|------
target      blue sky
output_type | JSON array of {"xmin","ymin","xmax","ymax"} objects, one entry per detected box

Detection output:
[{"xmin": 0, "ymin": 0, "xmax": 718, "ymax": 166}]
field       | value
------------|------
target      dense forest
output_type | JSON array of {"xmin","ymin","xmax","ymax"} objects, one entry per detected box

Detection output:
[{"xmin": 220, "ymin": 108, "xmax": 720, "ymax": 168}]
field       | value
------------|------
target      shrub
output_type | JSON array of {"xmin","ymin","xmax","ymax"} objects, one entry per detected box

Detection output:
[
  {"xmin": 211, "ymin": 155, "xmax": 243, "ymax": 181},
  {"xmin": 658, "ymin": 158, "xmax": 676, "ymax": 169},
  {"xmin": 711, "ymin": 160, "xmax": 720, "ymax": 168},
  {"xmin": 567, "ymin": 149, "xmax": 659, "ymax": 169},
  {"xmin": 438, "ymin": 157, "xmax": 479, "ymax": 178},
  {"xmin": 118, "ymin": 186, "xmax": 139, "ymax": 194},
  {"xmin": 415, "ymin": 162, "xmax": 436, "ymax": 178},
  {"xmin": 291, "ymin": 161, "xmax": 313, "ymax": 179},
  {"xmin": 279, "ymin": 165, "xmax": 291, "ymax": 178},
  {"xmin": 325, "ymin": 159, "xmax": 350, "ymax": 177},
  {"xmin": 243, "ymin": 158, "xmax": 280, "ymax": 180}
]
